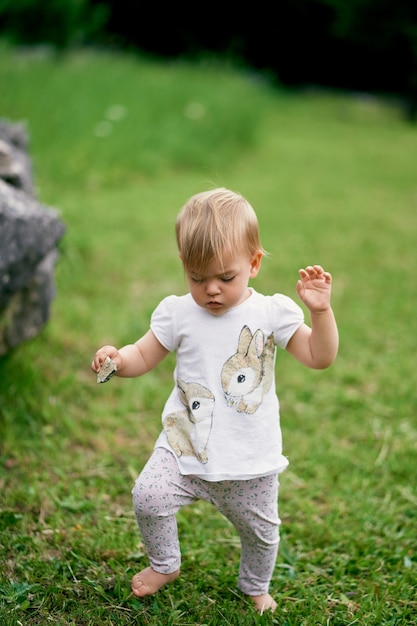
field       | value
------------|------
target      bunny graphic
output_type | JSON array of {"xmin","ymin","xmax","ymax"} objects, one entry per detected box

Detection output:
[
  {"xmin": 164, "ymin": 378, "xmax": 215, "ymax": 463},
  {"xmin": 221, "ymin": 325, "xmax": 275, "ymax": 414}
]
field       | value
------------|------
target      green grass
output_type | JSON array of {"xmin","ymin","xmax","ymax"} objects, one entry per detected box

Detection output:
[{"xmin": 0, "ymin": 43, "xmax": 416, "ymax": 625}]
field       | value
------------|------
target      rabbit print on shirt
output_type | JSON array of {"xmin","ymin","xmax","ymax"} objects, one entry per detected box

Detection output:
[
  {"xmin": 164, "ymin": 378, "xmax": 215, "ymax": 463},
  {"xmin": 221, "ymin": 325, "xmax": 275, "ymax": 414}
]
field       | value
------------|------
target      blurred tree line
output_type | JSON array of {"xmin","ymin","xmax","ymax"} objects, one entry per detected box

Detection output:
[{"xmin": 1, "ymin": 0, "xmax": 416, "ymax": 118}]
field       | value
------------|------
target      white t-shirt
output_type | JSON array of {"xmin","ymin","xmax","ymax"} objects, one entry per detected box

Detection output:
[{"xmin": 151, "ymin": 288, "xmax": 304, "ymax": 481}]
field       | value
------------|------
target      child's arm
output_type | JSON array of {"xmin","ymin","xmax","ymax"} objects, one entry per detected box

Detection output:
[
  {"xmin": 91, "ymin": 329, "xmax": 169, "ymax": 378},
  {"xmin": 286, "ymin": 265, "xmax": 339, "ymax": 369}
]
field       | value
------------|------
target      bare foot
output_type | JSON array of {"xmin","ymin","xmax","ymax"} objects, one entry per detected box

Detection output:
[
  {"xmin": 249, "ymin": 593, "xmax": 277, "ymax": 614},
  {"xmin": 131, "ymin": 567, "xmax": 180, "ymax": 597}
]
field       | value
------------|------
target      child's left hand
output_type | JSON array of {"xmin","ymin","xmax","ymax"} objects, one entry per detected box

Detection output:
[{"xmin": 296, "ymin": 265, "xmax": 333, "ymax": 313}]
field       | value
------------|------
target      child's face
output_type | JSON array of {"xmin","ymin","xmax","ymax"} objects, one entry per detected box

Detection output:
[{"xmin": 184, "ymin": 249, "xmax": 262, "ymax": 316}]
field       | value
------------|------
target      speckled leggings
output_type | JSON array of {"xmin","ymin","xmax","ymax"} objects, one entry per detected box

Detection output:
[{"xmin": 131, "ymin": 447, "xmax": 281, "ymax": 596}]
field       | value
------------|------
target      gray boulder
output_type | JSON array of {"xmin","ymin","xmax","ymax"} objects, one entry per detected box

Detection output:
[
  {"xmin": 0, "ymin": 120, "xmax": 65, "ymax": 355},
  {"xmin": 0, "ymin": 119, "xmax": 34, "ymax": 195}
]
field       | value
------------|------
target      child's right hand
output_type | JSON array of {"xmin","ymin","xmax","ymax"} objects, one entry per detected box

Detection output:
[{"xmin": 91, "ymin": 345, "xmax": 123, "ymax": 374}]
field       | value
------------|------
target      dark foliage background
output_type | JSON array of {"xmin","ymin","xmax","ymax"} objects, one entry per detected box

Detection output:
[
  {"xmin": 101, "ymin": 1, "xmax": 416, "ymax": 94},
  {"xmin": 1, "ymin": 0, "xmax": 417, "ymax": 114}
]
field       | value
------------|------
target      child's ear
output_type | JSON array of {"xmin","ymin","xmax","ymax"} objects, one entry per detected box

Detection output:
[{"xmin": 249, "ymin": 251, "xmax": 263, "ymax": 278}]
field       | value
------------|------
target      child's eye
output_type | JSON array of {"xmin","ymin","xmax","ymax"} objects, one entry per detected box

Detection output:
[
  {"xmin": 221, "ymin": 276, "xmax": 235, "ymax": 282},
  {"xmin": 191, "ymin": 277, "xmax": 203, "ymax": 284}
]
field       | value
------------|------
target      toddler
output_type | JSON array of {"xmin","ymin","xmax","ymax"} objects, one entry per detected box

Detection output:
[{"xmin": 91, "ymin": 187, "xmax": 338, "ymax": 613}]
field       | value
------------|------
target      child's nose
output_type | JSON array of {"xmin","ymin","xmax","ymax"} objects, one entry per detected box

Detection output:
[{"xmin": 206, "ymin": 280, "xmax": 220, "ymax": 295}]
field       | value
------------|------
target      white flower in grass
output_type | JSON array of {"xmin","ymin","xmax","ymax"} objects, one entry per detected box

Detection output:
[
  {"xmin": 106, "ymin": 105, "xmax": 127, "ymax": 121},
  {"xmin": 184, "ymin": 102, "xmax": 206, "ymax": 119},
  {"xmin": 95, "ymin": 120, "xmax": 113, "ymax": 137}
]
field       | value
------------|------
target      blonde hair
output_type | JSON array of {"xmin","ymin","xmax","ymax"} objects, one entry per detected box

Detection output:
[{"xmin": 176, "ymin": 188, "xmax": 265, "ymax": 273}]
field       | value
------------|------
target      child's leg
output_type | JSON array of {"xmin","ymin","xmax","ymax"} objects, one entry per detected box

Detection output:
[
  {"xmin": 130, "ymin": 447, "xmax": 196, "ymax": 596},
  {"xmin": 212, "ymin": 474, "xmax": 280, "ymax": 610}
]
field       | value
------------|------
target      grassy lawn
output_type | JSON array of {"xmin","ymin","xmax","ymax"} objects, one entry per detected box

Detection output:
[{"xmin": 0, "ymin": 44, "xmax": 416, "ymax": 625}]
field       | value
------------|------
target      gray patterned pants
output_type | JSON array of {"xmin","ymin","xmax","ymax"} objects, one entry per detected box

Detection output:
[{"xmin": 131, "ymin": 447, "xmax": 281, "ymax": 595}]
